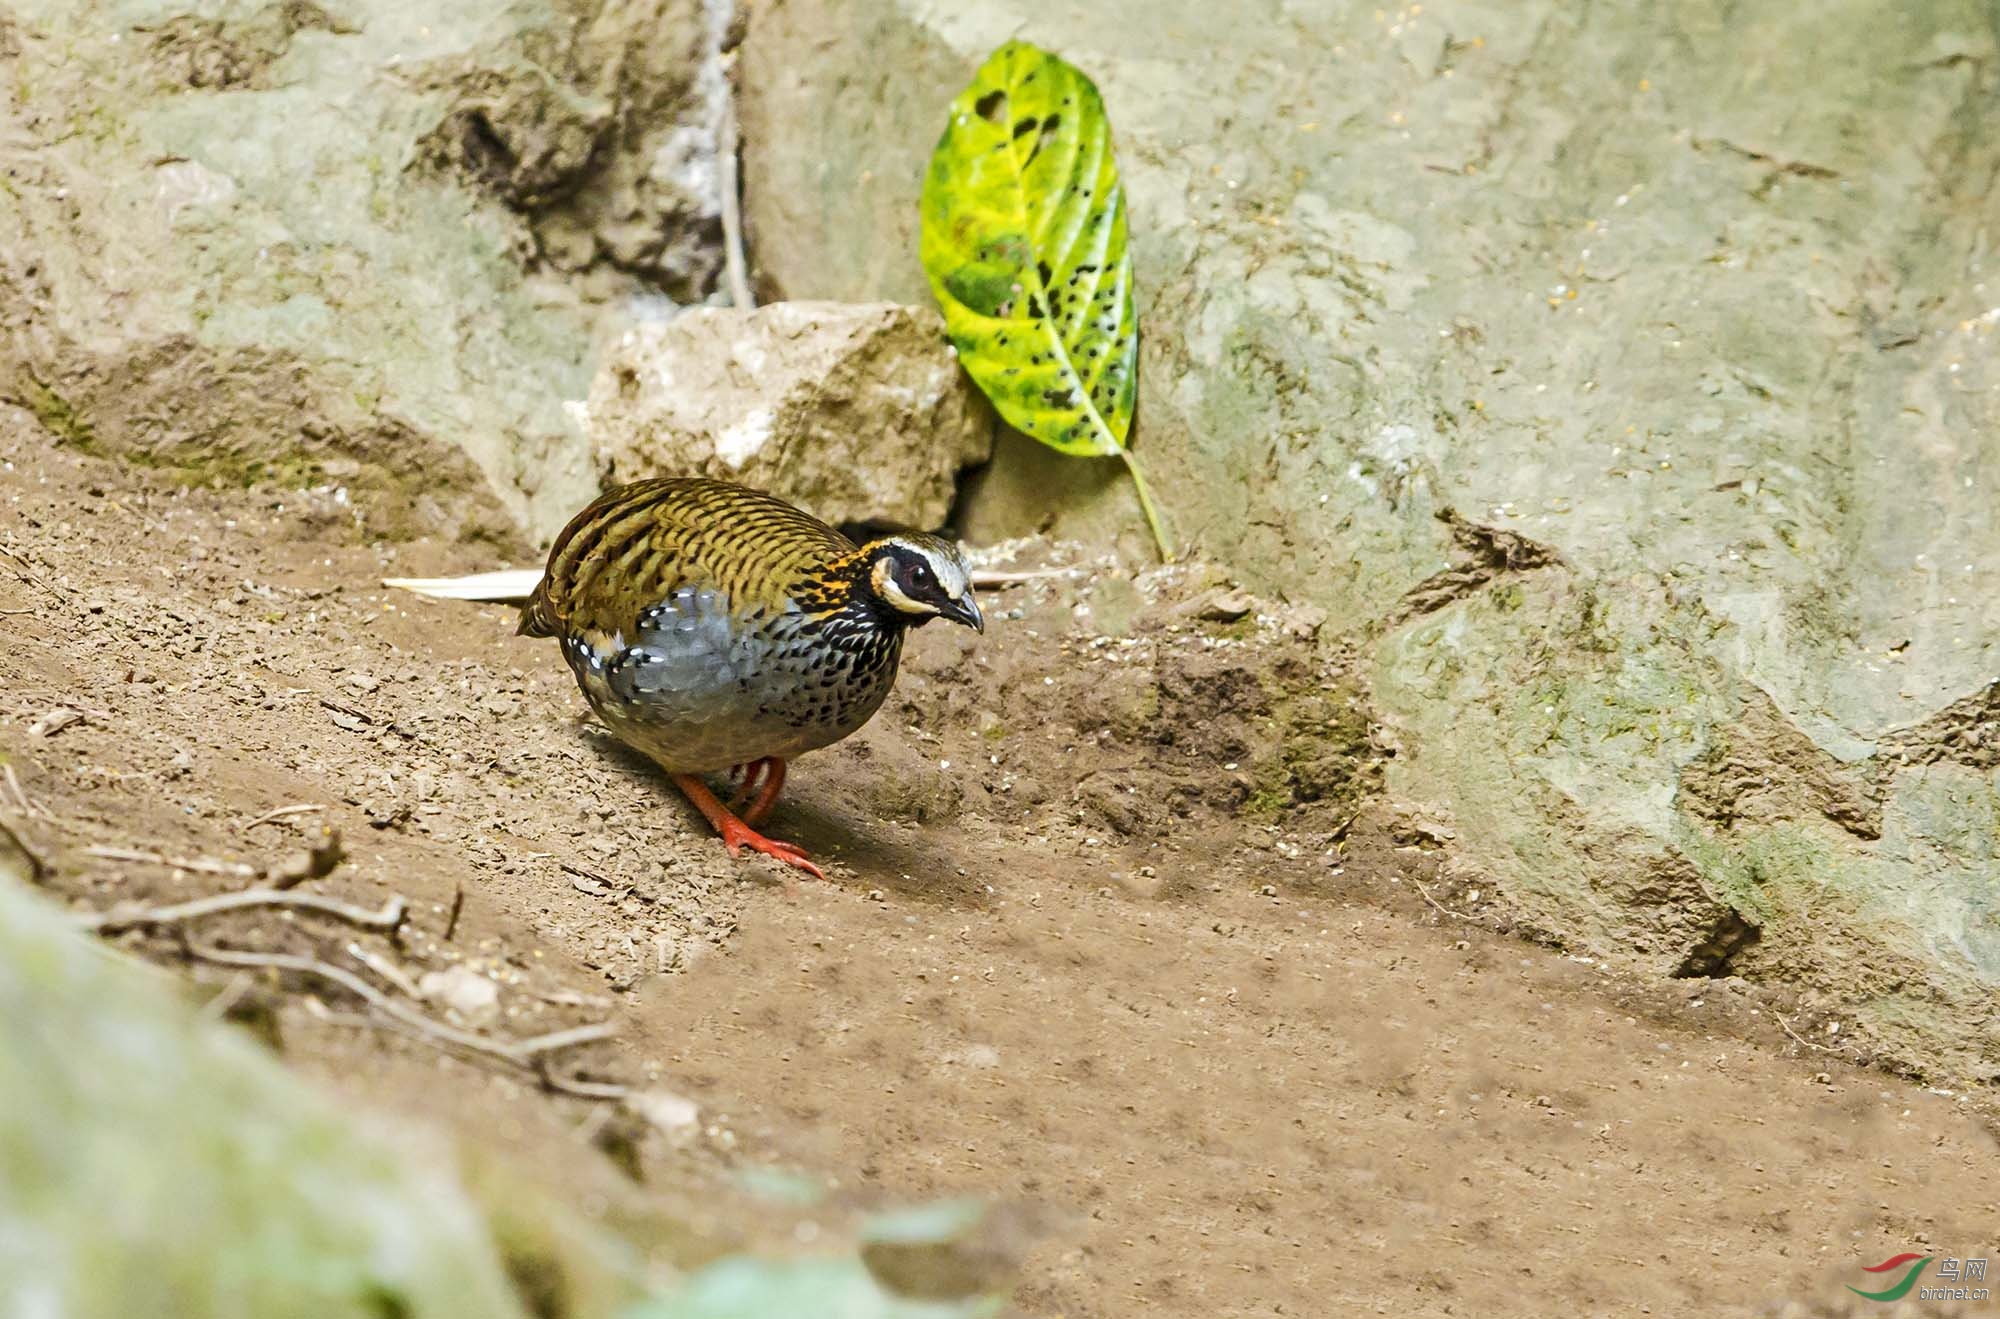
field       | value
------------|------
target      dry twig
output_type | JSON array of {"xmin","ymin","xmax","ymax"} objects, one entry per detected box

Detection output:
[
  {"xmin": 0, "ymin": 544, "xmax": 65, "ymax": 603},
  {"xmin": 538, "ymin": 1061, "xmax": 630, "ymax": 1101},
  {"xmin": 84, "ymin": 843, "xmax": 258, "ymax": 878},
  {"xmin": 1, "ymin": 764, "xmax": 36, "ymax": 817},
  {"xmin": 82, "ymin": 826, "xmax": 344, "ymax": 889},
  {"xmin": 968, "ymin": 567, "xmax": 1085, "ymax": 588},
  {"xmin": 196, "ymin": 972, "xmax": 257, "ymax": 1022},
  {"xmin": 0, "ymin": 817, "xmax": 49, "ymax": 884},
  {"xmin": 1773, "ymin": 1011, "xmax": 1833, "ymax": 1054},
  {"xmin": 242, "ymin": 803, "xmax": 326, "ymax": 831},
  {"xmin": 1413, "ymin": 879, "xmax": 1473, "ymax": 922},
  {"xmin": 189, "ymin": 941, "xmax": 616, "ymax": 1072},
  {"xmin": 346, "ymin": 940, "xmax": 423, "ymax": 998},
  {"xmin": 79, "ymin": 888, "xmax": 407, "ymax": 934}
]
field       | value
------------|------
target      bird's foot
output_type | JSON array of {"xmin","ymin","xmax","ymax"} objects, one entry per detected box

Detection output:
[
  {"xmin": 715, "ymin": 814, "xmax": 826, "ymax": 881},
  {"xmin": 673, "ymin": 771, "xmax": 823, "ymax": 882}
]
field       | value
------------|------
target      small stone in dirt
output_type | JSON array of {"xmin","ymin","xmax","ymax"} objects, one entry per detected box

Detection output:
[
  {"xmin": 27, "ymin": 708, "xmax": 85, "ymax": 738},
  {"xmin": 1115, "ymin": 870, "xmax": 1163, "ymax": 900},
  {"xmin": 417, "ymin": 964, "xmax": 500, "ymax": 1024},
  {"xmin": 267, "ymin": 826, "xmax": 344, "ymax": 889},
  {"xmin": 1274, "ymin": 603, "xmax": 1329, "ymax": 641},
  {"xmin": 344, "ymin": 673, "xmax": 380, "ymax": 693},
  {"xmin": 625, "ymin": 1088, "xmax": 701, "ymax": 1146},
  {"xmin": 1190, "ymin": 588, "xmax": 1256, "ymax": 623}
]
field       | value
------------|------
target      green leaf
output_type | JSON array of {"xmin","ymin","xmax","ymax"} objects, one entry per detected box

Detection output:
[{"xmin": 921, "ymin": 41, "xmax": 1170, "ymax": 557}]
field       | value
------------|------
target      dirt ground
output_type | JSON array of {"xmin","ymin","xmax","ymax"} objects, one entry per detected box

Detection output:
[{"xmin": 3, "ymin": 415, "xmax": 1997, "ymax": 1319}]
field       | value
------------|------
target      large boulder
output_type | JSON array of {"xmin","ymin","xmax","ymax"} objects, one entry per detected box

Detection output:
[
  {"xmin": 740, "ymin": 0, "xmax": 2000, "ymax": 1079},
  {"xmin": 0, "ymin": 0, "xmax": 721, "ymax": 542},
  {"xmin": 588, "ymin": 302, "xmax": 993, "ymax": 529}
]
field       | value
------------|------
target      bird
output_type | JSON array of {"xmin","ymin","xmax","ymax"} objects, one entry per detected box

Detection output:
[{"xmin": 512, "ymin": 477, "xmax": 984, "ymax": 879}]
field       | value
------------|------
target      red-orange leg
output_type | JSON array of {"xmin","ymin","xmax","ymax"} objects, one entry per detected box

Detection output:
[
  {"xmin": 726, "ymin": 758, "xmax": 771, "ymax": 813},
  {"xmin": 741, "ymin": 758, "xmax": 787, "ymax": 827},
  {"xmin": 672, "ymin": 772, "xmax": 824, "ymax": 881}
]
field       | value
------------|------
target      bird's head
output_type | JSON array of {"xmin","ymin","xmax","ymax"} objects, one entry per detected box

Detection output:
[{"xmin": 859, "ymin": 533, "xmax": 983, "ymax": 633}]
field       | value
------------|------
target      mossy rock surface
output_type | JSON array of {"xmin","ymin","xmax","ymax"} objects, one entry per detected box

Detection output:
[{"xmin": 740, "ymin": 0, "xmax": 2000, "ymax": 1081}]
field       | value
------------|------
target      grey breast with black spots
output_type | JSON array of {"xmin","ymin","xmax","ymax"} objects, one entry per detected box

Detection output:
[{"xmin": 561, "ymin": 583, "xmax": 903, "ymax": 774}]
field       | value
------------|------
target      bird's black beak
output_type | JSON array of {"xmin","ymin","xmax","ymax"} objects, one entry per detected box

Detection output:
[{"xmin": 942, "ymin": 594, "xmax": 985, "ymax": 633}]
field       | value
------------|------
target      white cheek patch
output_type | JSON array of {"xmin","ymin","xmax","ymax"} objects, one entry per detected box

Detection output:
[{"xmin": 881, "ymin": 577, "xmax": 940, "ymax": 615}]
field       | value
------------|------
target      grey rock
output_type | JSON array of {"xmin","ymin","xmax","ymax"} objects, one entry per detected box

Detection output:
[
  {"xmin": 739, "ymin": 0, "xmax": 2000, "ymax": 1079},
  {"xmin": 588, "ymin": 302, "xmax": 993, "ymax": 529},
  {"xmin": 0, "ymin": 0, "xmax": 719, "ymax": 543}
]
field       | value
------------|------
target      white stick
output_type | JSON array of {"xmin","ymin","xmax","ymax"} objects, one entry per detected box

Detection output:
[{"xmin": 382, "ymin": 569, "xmax": 544, "ymax": 603}]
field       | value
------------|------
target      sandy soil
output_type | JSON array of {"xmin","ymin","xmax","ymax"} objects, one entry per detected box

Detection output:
[{"xmin": 2, "ymin": 416, "xmax": 1996, "ymax": 1318}]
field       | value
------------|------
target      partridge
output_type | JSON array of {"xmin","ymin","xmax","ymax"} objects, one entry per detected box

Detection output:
[{"xmin": 518, "ymin": 478, "xmax": 984, "ymax": 878}]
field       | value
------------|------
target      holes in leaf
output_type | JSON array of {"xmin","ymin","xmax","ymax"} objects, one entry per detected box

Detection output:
[
  {"xmin": 1035, "ymin": 114, "xmax": 1061, "ymax": 162},
  {"xmin": 975, "ymin": 90, "xmax": 1009, "ymax": 124},
  {"xmin": 1013, "ymin": 112, "xmax": 1062, "ymax": 168}
]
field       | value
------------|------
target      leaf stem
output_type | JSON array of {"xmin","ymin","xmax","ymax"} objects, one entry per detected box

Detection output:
[{"xmin": 1119, "ymin": 449, "xmax": 1173, "ymax": 560}]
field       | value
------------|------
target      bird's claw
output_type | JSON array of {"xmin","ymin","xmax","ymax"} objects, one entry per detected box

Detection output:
[{"xmin": 718, "ymin": 817, "xmax": 826, "ymax": 882}]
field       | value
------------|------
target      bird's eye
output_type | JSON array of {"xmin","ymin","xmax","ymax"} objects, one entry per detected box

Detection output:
[{"xmin": 907, "ymin": 562, "xmax": 935, "ymax": 589}]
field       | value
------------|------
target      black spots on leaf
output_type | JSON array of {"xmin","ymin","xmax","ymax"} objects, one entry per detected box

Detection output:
[
  {"xmin": 975, "ymin": 90, "xmax": 1008, "ymax": 125},
  {"xmin": 1027, "ymin": 294, "xmax": 1046, "ymax": 319},
  {"xmin": 1036, "ymin": 259, "xmax": 1053, "ymax": 289},
  {"xmin": 1007, "ymin": 112, "xmax": 1063, "ymax": 167},
  {"xmin": 1043, "ymin": 386, "xmax": 1077, "ymax": 409},
  {"xmin": 1033, "ymin": 114, "xmax": 1061, "ymax": 166}
]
